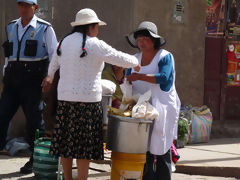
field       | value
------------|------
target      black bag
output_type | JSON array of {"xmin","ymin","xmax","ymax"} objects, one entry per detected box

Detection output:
[
  {"xmin": 2, "ymin": 41, "xmax": 13, "ymax": 57},
  {"xmin": 24, "ymin": 40, "xmax": 38, "ymax": 56}
]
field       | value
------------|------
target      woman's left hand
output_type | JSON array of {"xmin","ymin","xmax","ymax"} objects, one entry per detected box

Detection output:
[{"xmin": 126, "ymin": 73, "xmax": 141, "ymax": 82}]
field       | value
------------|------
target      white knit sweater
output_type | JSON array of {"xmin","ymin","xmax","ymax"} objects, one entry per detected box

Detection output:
[{"xmin": 48, "ymin": 32, "xmax": 138, "ymax": 102}]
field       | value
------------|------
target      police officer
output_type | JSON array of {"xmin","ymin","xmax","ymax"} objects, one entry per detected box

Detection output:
[{"xmin": 0, "ymin": 0, "xmax": 57, "ymax": 174}]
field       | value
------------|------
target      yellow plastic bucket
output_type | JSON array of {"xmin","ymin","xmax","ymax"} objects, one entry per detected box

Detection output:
[{"xmin": 111, "ymin": 152, "xmax": 146, "ymax": 180}]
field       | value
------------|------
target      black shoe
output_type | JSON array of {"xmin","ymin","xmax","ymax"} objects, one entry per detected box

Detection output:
[{"xmin": 20, "ymin": 156, "xmax": 33, "ymax": 174}]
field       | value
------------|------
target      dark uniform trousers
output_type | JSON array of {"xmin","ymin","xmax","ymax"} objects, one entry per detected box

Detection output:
[
  {"xmin": 142, "ymin": 149, "xmax": 172, "ymax": 180},
  {"xmin": 0, "ymin": 61, "xmax": 48, "ymax": 152}
]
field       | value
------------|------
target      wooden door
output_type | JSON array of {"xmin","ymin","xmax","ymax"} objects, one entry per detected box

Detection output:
[{"xmin": 204, "ymin": 36, "xmax": 225, "ymax": 120}]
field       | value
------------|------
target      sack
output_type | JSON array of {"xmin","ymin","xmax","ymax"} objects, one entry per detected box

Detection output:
[
  {"xmin": 5, "ymin": 137, "xmax": 30, "ymax": 156},
  {"xmin": 187, "ymin": 105, "xmax": 213, "ymax": 144},
  {"xmin": 33, "ymin": 137, "xmax": 59, "ymax": 179},
  {"xmin": 101, "ymin": 79, "xmax": 116, "ymax": 95}
]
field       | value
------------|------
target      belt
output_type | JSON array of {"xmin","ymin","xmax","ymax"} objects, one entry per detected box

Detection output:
[{"xmin": 7, "ymin": 59, "xmax": 49, "ymax": 69}]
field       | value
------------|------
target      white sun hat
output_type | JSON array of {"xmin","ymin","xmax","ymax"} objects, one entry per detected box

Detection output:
[
  {"xmin": 126, "ymin": 21, "xmax": 166, "ymax": 48},
  {"xmin": 71, "ymin": 8, "xmax": 106, "ymax": 27}
]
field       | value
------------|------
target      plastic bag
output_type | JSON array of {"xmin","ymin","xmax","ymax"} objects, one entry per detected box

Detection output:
[
  {"xmin": 119, "ymin": 78, "xmax": 134, "ymax": 110},
  {"xmin": 132, "ymin": 90, "xmax": 159, "ymax": 120},
  {"xmin": 171, "ymin": 141, "xmax": 180, "ymax": 163},
  {"xmin": 101, "ymin": 79, "xmax": 116, "ymax": 95}
]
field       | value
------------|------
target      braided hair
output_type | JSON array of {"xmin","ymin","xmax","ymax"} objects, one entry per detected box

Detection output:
[
  {"xmin": 80, "ymin": 27, "xmax": 87, "ymax": 58},
  {"xmin": 56, "ymin": 23, "xmax": 97, "ymax": 58}
]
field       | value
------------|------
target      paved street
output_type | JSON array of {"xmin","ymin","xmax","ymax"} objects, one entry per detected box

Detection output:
[
  {"xmin": 1, "ymin": 138, "xmax": 240, "ymax": 180},
  {"xmin": 0, "ymin": 154, "xmax": 238, "ymax": 180}
]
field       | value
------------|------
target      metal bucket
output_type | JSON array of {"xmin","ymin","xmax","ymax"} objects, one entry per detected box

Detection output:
[{"xmin": 107, "ymin": 114, "xmax": 153, "ymax": 153}]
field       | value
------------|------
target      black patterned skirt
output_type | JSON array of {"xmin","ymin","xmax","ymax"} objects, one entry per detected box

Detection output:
[{"xmin": 50, "ymin": 101, "xmax": 104, "ymax": 160}]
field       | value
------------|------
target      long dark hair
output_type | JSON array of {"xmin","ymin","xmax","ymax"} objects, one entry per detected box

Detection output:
[{"xmin": 57, "ymin": 23, "xmax": 97, "ymax": 58}]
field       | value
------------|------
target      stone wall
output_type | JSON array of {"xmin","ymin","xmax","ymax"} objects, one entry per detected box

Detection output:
[
  {"xmin": 0, "ymin": 0, "xmax": 206, "ymax": 137},
  {"xmin": 134, "ymin": 0, "xmax": 206, "ymax": 105}
]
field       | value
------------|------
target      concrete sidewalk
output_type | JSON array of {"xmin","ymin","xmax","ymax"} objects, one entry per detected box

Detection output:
[{"xmin": 175, "ymin": 138, "xmax": 240, "ymax": 179}]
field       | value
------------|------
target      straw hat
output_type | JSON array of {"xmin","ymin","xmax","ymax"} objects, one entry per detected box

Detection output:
[
  {"xmin": 71, "ymin": 8, "xmax": 106, "ymax": 27},
  {"xmin": 126, "ymin": 21, "xmax": 166, "ymax": 48}
]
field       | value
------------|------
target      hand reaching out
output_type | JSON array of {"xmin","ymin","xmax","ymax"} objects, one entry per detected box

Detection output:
[
  {"xmin": 41, "ymin": 76, "xmax": 53, "ymax": 93},
  {"xmin": 133, "ymin": 64, "xmax": 141, "ymax": 72},
  {"xmin": 126, "ymin": 73, "xmax": 141, "ymax": 82}
]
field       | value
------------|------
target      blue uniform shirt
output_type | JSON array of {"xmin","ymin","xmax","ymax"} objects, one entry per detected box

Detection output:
[
  {"xmin": 7, "ymin": 16, "xmax": 50, "ymax": 61},
  {"xmin": 3, "ymin": 15, "xmax": 58, "ymax": 74}
]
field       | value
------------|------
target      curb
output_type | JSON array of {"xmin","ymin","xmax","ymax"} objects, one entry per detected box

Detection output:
[{"xmin": 176, "ymin": 164, "xmax": 240, "ymax": 179}]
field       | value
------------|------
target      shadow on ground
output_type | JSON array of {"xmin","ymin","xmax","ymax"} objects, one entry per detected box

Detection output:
[{"xmin": 0, "ymin": 172, "xmax": 35, "ymax": 180}]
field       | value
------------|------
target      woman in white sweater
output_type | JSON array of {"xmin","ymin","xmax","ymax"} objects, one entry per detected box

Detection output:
[{"xmin": 42, "ymin": 8, "xmax": 139, "ymax": 180}]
